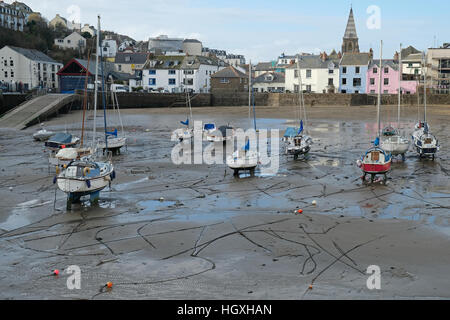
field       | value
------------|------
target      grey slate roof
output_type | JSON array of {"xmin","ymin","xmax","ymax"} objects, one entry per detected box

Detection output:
[
  {"xmin": 183, "ymin": 39, "xmax": 201, "ymax": 43},
  {"xmin": 340, "ymin": 52, "xmax": 371, "ymax": 66},
  {"xmin": 368, "ymin": 59, "xmax": 399, "ymax": 71},
  {"xmin": 401, "ymin": 46, "xmax": 421, "ymax": 58},
  {"xmin": 343, "ymin": 8, "xmax": 358, "ymax": 39},
  {"xmin": 7, "ymin": 46, "xmax": 60, "ymax": 64},
  {"xmin": 211, "ymin": 66, "xmax": 247, "ymax": 78},
  {"xmin": 254, "ymin": 72, "xmax": 285, "ymax": 84},
  {"xmin": 285, "ymin": 55, "xmax": 338, "ymax": 69},
  {"xmin": 75, "ymin": 58, "xmax": 115, "ymax": 75},
  {"xmin": 254, "ymin": 62, "xmax": 275, "ymax": 71},
  {"xmin": 182, "ymin": 55, "xmax": 223, "ymax": 69},
  {"xmin": 115, "ymin": 52, "xmax": 148, "ymax": 64}
]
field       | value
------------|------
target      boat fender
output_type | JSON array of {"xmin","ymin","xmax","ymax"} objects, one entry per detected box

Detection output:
[
  {"xmin": 86, "ymin": 180, "xmax": 91, "ymax": 188},
  {"xmin": 83, "ymin": 167, "xmax": 91, "ymax": 176},
  {"xmin": 53, "ymin": 176, "xmax": 57, "ymax": 184},
  {"xmin": 55, "ymin": 166, "xmax": 60, "ymax": 174},
  {"xmin": 111, "ymin": 170, "xmax": 116, "ymax": 180}
]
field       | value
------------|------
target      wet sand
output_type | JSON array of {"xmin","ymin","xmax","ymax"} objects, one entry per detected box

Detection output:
[{"xmin": 0, "ymin": 104, "xmax": 449, "ymax": 299}]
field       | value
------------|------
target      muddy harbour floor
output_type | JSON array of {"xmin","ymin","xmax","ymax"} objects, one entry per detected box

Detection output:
[{"xmin": 0, "ymin": 105, "xmax": 449, "ymax": 300}]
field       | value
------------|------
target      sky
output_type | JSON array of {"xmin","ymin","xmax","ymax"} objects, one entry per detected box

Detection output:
[{"xmin": 15, "ymin": 0, "xmax": 450, "ymax": 63}]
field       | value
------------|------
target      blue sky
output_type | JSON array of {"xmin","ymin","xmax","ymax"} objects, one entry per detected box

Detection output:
[{"xmin": 20, "ymin": 0, "xmax": 449, "ymax": 62}]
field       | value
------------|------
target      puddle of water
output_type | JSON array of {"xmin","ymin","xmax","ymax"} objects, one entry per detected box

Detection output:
[{"xmin": 137, "ymin": 200, "xmax": 177, "ymax": 213}]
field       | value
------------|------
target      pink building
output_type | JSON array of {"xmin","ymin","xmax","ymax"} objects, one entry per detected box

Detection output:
[{"xmin": 367, "ymin": 60, "xmax": 417, "ymax": 94}]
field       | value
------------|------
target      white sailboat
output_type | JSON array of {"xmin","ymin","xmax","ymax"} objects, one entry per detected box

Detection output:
[
  {"xmin": 412, "ymin": 53, "xmax": 440, "ymax": 160},
  {"xmin": 97, "ymin": 78, "xmax": 127, "ymax": 153},
  {"xmin": 175, "ymin": 89, "xmax": 194, "ymax": 143},
  {"xmin": 282, "ymin": 56, "xmax": 313, "ymax": 160},
  {"xmin": 381, "ymin": 44, "xmax": 410, "ymax": 161},
  {"xmin": 33, "ymin": 123, "xmax": 54, "ymax": 142},
  {"xmin": 55, "ymin": 15, "xmax": 115, "ymax": 209},
  {"xmin": 226, "ymin": 61, "xmax": 259, "ymax": 176}
]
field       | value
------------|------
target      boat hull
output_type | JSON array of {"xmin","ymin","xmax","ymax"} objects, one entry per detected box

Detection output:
[
  {"xmin": 98, "ymin": 137, "xmax": 126, "ymax": 150},
  {"xmin": 381, "ymin": 136, "xmax": 410, "ymax": 155},
  {"xmin": 361, "ymin": 162, "xmax": 391, "ymax": 174}
]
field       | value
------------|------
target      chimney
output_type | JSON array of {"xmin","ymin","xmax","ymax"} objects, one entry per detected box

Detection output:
[
  {"xmin": 394, "ymin": 51, "xmax": 399, "ymax": 62},
  {"xmin": 321, "ymin": 51, "xmax": 328, "ymax": 61},
  {"xmin": 337, "ymin": 51, "xmax": 342, "ymax": 59},
  {"xmin": 369, "ymin": 48, "xmax": 374, "ymax": 60}
]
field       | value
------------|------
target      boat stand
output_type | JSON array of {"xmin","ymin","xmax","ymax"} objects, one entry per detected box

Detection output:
[
  {"xmin": 66, "ymin": 191, "xmax": 100, "ymax": 210},
  {"xmin": 233, "ymin": 168, "xmax": 256, "ymax": 177},
  {"xmin": 67, "ymin": 193, "xmax": 82, "ymax": 210}
]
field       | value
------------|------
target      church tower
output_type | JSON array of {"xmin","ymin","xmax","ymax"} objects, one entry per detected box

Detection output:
[{"xmin": 342, "ymin": 8, "xmax": 360, "ymax": 54}]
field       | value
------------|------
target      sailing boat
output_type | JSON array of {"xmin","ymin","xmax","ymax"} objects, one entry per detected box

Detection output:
[
  {"xmin": 283, "ymin": 56, "xmax": 313, "ymax": 160},
  {"xmin": 226, "ymin": 61, "xmax": 259, "ymax": 176},
  {"xmin": 97, "ymin": 43, "xmax": 126, "ymax": 154},
  {"xmin": 412, "ymin": 53, "xmax": 440, "ymax": 160},
  {"xmin": 55, "ymin": 15, "xmax": 115, "ymax": 209},
  {"xmin": 175, "ymin": 86, "xmax": 194, "ymax": 143},
  {"xmin": 359, "ymin": 40, "xmax": 392, "ymax": 184},
  {"xmin": 381, "ymin": 44, "xmax": 411, "ymax": 161},
  {"xmin": 52, "ymin": 53, "xmax": 95, "ymax": 166},
  {"xmin": 97, "ymin": 81, "xmax": 127, "ymax": 153}
]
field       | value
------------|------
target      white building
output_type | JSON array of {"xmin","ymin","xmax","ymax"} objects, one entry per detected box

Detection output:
[
  {"xmin": 148, "ymin": 35, "xmax": 184, "ymax": 54},
  {"xmin": 426, "ymin": 43, "xmax": 450, "ymax": 94},
  {"xmin": 253, "ymin": 72, "xmax": 285, "ymax": 93},
  {"xmin": 285, "ymin": 54, "xmax": 340, "ymax": 93},
  {"xmin": 141, "ymin": 55, "xmax": 224, "ymax": 93},
  {"xmin": 54, "ymin": 32, "xmax": 86, "ymax": 50},
  {"xmin": 0, "ymin": 1, "xmax": 25, "ymax": 31},
  {"xmin": 0, "ymin": 46, "xmax": 63, "ymax": 91},
  {"xmin": 100, "ymin": 39, "xmax": 118, "ymax": 58}
]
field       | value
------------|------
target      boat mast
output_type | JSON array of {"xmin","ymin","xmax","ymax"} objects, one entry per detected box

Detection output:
[
  {"xmin": 80, "ymin": 51, "xmax": 91, "ymax": 148},
  {"xmin": 397, "ymin": 43, "xmax": 402, "ymax": 126},
  {"xmin": 248, "ymin": 61, "xmax": 252, "ymax": 124},
  {"xmin": 423, "ymin": 52, "xmax": 427, "ymax": 123},
  {"xmin": 251, "ymin": 63, "xmax": 257, "ymax": 131},
  {"xmin": 92, "ymin": 15, "xmax": 100, "ymax": 149},
  {"xmin": 99, "ymin": 16, "xmax": 108, "ymax": 150},
  {"xmin": 377, "ymin": 40, "xmax": 383, "ymax": 138}
]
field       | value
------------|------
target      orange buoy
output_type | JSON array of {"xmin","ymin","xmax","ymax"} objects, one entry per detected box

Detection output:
[
  {"xmin": 309, "ymin": 284, "xmax": 313, "ymax": 290},
  {"xmin": 53, "ymin": 269, "xmax": 59, "ymax": 276},
  {"xmin": 297, "ymin": 209, "xmax": 304, "ymax": 214},
  {"xmin": 106, "ymin": 282, "xmax": 113, "ymax": 289}
]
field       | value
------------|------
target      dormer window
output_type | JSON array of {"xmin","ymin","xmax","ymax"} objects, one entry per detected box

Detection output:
[{"xmin": 125, "ymin": 56, "xmax": 131, "ymax": 62}]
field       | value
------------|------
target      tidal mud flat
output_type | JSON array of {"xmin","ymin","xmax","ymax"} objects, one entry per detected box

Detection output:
[{"xmin": 0, "ymin": 105, "xmax": 449, "ymax": 299}]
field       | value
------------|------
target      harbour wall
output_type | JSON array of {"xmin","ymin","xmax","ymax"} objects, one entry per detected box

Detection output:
[
  {"xmin": 78, "ymin": 92, "xmax": 450, "ymax": 109},
  {"xmin": 0, "ymin": 93, "xmax": 28, "ymax": 116}
]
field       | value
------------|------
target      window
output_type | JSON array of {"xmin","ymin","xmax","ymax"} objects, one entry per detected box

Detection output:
[
  {"xmin": 294, "ymin": 85, "xmax": 299, "ymax": 93},
  {"xmin": 168, "ymin": 70, "xmax": 176, "ymax": 75},
  {"xmin": 408, "ymin": 63, "xmax": 413, "ymax": 67},
  {"xmin": 184, "ymin": 70, "xmax": 194, "ymax": 75},
  {"xmin": 383, "ymin": 90, "xmax": 388, "ymax": 94},
  {"xmin": 370, "ymin": 78, "xmax": 375, "ymax": 85},
  {"xmin": 384, "ymin": 78, "xmax": 389, "ymax": 85},
  {"xmin": 370, "ymin": 90, "xmax": 375, "ymax": 93},
  {"xmin": 353, "ymin": 78, "xmax": 361, "ymax": 87},
  {"xmin": 183, "ymin": 78, "xmax": 193, "ymax": 85},
  {"xmin": 67, "ymin": 40, "xmax": 71, "ymax": 44},
  {"xmin": 328, "ymin": 69, "xmax": 334, "ymax": 74},
  {"xmin": 149, "ymin": 78, "xmax": 156, "ymax": 85},
  {"xmin": 328, "ymin": 78, "xmax": 333, "ymax": 85},
  {"xmin": 342, "ymin": 78, "xmax": 347, "ymax": 85},
  {"xmin": 384, "ymin": 67, "xmax": 389, "ymax": 74},
  {"xmin": 355, "ymin": 90, "xmax": 359, "ymax": 94},
  {"xmin": 373, "ymin": 67, "xmax": 378, "ymax": 73},
  {"xmin": 4, "ymin": 60, "xmax": 7, "ymax": 66},
  {"xmin": 294, "ymin": 70, "xmax": 299, "ymax": 78},
  {"xmin": 125, "ymin": 56, "xmax": 131, "ymax": 62},
  {"xmin": 341, "ymin": 90, "xmax": 347, "ymax": 93},
  {"xmin": 355, "ymin": 67, "xmax": 360, "ymax": 74},
  {"xmin": 306, "ymin": 85, "xmax": 312, "ymax": 92},
  {"xmin": 168, "ymin": 78, "xmax": 176, "ymax": 85},
  {"xmin": 306, "ymin": 70, "xmax": 312, "ymax": 78},
  {"xmin": 10, "ymin": 60, "xmax": 13, "ymax": 66},
  {"xmin": 342, "ymin": 67, "xmax": 347, "ymax": 74},
  {"xmin": 11, "ymin": 71, "xmax": 14, "ymax": 77},
  {"xmin": 4, "ymin": 71, "xmax": 7, "ymax": 78},
  {"xmin": 149, "ymin": 70, "xmax": 156, "ymax": 75}
]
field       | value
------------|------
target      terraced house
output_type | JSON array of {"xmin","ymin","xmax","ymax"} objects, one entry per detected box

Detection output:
[
  {"xmin": 141, "ymin": 55, "xmax": 224, "ymax": 93},
  {"xmin": 0, "ymin": 0, "xmax": 26, "ymax": 31},
  {"xmin": 0, "ymin": 46, "xmax": 62, "ymax": 91},
  {"xmin": 285, "ymin": 53, "xmax": 339, "ymax": 93},
  {"xmin": 339, "ymin": 53, "xmax": 371, "ymax": 93}
]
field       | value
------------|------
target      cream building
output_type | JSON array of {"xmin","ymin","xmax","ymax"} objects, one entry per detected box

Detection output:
[{"xmin": 0, "ymin": 46, "xmax": 63, "ymax": 91}]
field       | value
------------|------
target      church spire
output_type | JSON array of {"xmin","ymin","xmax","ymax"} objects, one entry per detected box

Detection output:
[{"xmin": 342, "ymin": 8, "xmax": 360, "ymax": 54}]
